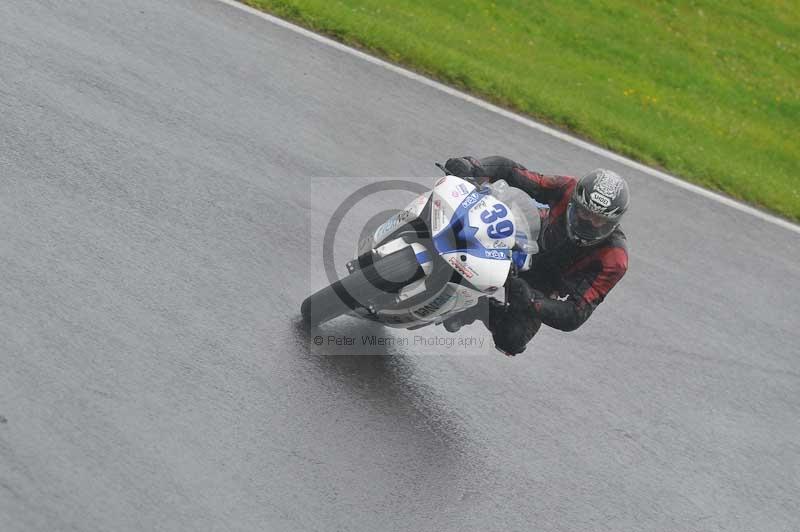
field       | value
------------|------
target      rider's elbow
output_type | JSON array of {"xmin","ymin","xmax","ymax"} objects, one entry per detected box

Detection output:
[
  {"xmin": 557, "ymin": 320, "xmax": 582, "ymax": 332},
  {"xmin": 554, "ymin": 314, "xmax": 586, "ymax": 332},
  {"xmin": 543, "ymin": 303, "xmax": 592, "ymax": 332}
]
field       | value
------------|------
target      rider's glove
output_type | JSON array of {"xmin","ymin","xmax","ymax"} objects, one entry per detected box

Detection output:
[{"xmin": 444, "ymin": 156, "xmax": 481, "ymax": 178}]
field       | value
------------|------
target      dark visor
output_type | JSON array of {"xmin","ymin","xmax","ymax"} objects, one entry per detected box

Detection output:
[{"xmin": 567, "ymin": 201, "xmax": 618, "ymax": 242}]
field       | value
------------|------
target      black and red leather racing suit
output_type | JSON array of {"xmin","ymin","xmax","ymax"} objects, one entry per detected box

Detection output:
[{"xmin": 456, "ymin": 156, "xmax": 629, "ymax": 351}]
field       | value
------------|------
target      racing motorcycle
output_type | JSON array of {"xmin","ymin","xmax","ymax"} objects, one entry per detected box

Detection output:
[{"xmin": 301, "ymin": 167, "xmax": 542, "ymax": 330}]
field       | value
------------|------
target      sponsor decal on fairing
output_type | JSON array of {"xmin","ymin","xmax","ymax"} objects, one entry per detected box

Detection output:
[{"xmin": 448, "ymin": 257, "xmax": 474, "ymax": 278}]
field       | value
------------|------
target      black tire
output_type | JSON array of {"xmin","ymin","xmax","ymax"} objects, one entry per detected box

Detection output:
[{"xmin": 301, "ymin": 246, "xmax": 425, "ymax": 327}]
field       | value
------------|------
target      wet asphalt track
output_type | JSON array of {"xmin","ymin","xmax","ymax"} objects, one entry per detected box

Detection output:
[{"xmin": 1, "ymin": 1, "xmax": 799, "ymax": 531}]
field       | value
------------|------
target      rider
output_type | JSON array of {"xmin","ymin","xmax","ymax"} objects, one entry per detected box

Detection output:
[{"xmin": 443, "ymin": 156, "xmax": 630, "ymax": 356}]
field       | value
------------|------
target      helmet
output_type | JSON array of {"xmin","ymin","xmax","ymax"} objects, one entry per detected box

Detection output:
[{"xmin": 566, "ymin": 169, "xmax": 630, "ymax": 246}]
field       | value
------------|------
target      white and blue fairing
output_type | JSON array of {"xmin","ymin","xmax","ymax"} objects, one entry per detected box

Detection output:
[
  {"xmin": 430, "ymin": 176, "xmax": 540, "ymax": 292},
  {"xmin": 361, "ymin": 175, "xmax": 541, "ymax": 328}
]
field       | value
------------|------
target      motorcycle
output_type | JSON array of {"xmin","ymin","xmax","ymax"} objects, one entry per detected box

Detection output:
[{"xmin": 301, "ymin": 167, "xmax": 542, "ymax": 334}]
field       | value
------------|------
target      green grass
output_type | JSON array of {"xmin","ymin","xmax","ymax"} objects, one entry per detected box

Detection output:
[{"xmin": 244, "ymin": 0, "xmax": 800, "ymax": 221}]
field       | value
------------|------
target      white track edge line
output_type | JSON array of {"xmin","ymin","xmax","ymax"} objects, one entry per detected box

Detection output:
[{"xmin": 215, "ymin": 0, "xmax": 800, "ymax": 235}]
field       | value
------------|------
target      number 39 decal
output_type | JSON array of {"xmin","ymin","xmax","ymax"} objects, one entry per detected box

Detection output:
[{"xmin": 480, "ymin": 203, "xmax": 514, "ymax": 239}]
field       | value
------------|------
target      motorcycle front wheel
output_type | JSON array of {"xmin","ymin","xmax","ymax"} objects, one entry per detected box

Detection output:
[{"xmin": 301, "ymin": 246, "xmax": 425, "ymax": 327}]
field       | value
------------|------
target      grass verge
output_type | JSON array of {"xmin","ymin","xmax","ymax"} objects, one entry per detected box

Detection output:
[{"xmin": 244, "ymin": 0, "xmax": 799, "ymax": 221}]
